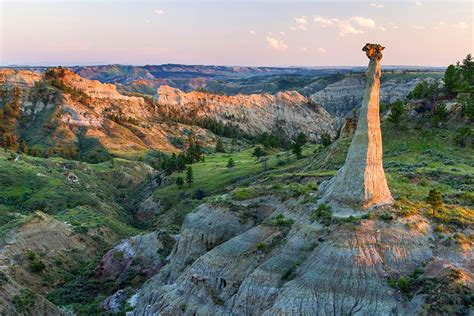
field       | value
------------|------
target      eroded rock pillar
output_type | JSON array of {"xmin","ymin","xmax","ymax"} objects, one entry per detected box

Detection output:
[{"xmin": 320, "ymin": 43, "xmax": 393, "ymax": 211}]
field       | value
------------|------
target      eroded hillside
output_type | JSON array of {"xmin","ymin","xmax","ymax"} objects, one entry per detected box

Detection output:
[{"xmin": 0, "ymin": 68, "xmax": 336, "ymax": 159}]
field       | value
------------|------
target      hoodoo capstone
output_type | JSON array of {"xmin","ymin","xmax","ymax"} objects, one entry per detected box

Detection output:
[{"xmin": 320, "ymin": 43, "xmax": 393, "ymax": 212}]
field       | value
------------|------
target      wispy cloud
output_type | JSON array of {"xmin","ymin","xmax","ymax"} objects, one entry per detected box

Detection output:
[
  {"xmin": 337, "ymin": 20, "xmax": 364, "ymax": 36},
  {"xmin": 379, "ymin": 26, "xmax": 386, "ymax": 31},
  {"xmin": 292, "ymin": 16, "xmax": 308, "ymax": 31},
  {"xmin": 414, "ymin": 1, "xmax": 423, "ymax": 7},
  {"xmin": 314, "ymin": 16, "xmax": 379, "ymax": 36},
  {"xmin": 350, "ymin": 16, "xmax": 376, "ymax": 28},
  {"xmin": 299, "ymin": 47, "xmax": 327, "ymax": 54},
  {"xmin": 266, "ymin": 36, "xmax": 288, "ymax": 51},
  {"xmin": 155, "ymin": 9, "xmax": 165, "ymax": 15},
  {"xmin": 249, "ymin": 30, "xmax": 256, "ymax": 35},
  {"xmin": 369, "ymin": 2, "xmax": 384, "ymax": 8},
  {"xmin": 314, "ymin": 16, "xmax": 334, "ymax": 28},
  {"xmin": 453, "ymin": 21, "xmax": 469, "ymax": 30},
  {"xmin": 437, "ymin": 21, "xmax": 469, "ymax": 30}
]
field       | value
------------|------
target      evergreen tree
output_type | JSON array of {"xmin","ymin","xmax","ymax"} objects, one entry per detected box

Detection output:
[
  {"xmin": 176, "ymin": 153, "xmax": 187, "ymax": 172},
  {"xmin": 291, "ymin": 132, "xmax": 307, "ymax": 159},
  {"xmin": 230, "ymin": 138, "xmax": 237, "ymax": 153},
  {"xmin": 215, "ymin": 138, "xmax": 225, "ymax": 153},
  {"xmin": 432, "ymin": 103, "xmax": 448, "ymax": 125},
  {"xmin": 227, "ymin": 157, "xmax": 235, "ymax": 169},
  {"xmin": 321, "ymin": 133, "xmax": 332, "ymax": 147},
  {"xmin": 461, "ymin": 53, "xmax": 474, "ymax": 92},
  {"xmin": 426, "ymin": 188, "xmax": 443, "ymax": 213},
  {"xmin": 175, "ymin": 176, "xmax": 184, "ymax": 189},
  {"xmin": 444, "ymin": 64, "xmax": 462, "ymax": 94},
  {"xmin": 454, "ymin": 126, "xmax": 472, "ymax": 147},
  {"xmin": 387, "ymin": 99, "xmax": 405, "ymax": 126},
  {"xmin": 295, "ymin": 132, "xmax": 307, "ymax": 147},
  {"xmin": 186, "ymin": 142, "xmax": 203, "ymax": 163},
  {"xmin": 292, "ymin": 142, "xmax": 303, "ymax": 159},
  {"xmin": 252, "ymin": 146, "xmax": 265, "ymax": 158},
  {"xmin": 186, "ymin": 166, "xmax": 194, "ymax": 188}
]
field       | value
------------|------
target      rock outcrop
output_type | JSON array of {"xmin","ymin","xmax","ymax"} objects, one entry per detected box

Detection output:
[
  {"xmin": 0, "ymin": 69, "xmax": 337, "ymax": 155},
  {"xmin": 129, "ymin": 192, "xmax": 470, "ymax": 315},
  {"xmin": 311, "ymin": 75, "xmax": 439, "ymax": 117},
  {"xmin": 320, "ymin": 44, "xmax": 393, "ymax": 212},
  {"xmin": 157, "ymin": 85, "xmax": 336, "ymax": 140}
]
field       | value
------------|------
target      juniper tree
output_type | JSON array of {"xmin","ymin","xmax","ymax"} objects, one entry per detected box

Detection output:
[
  {"xmin": 175, "ymin": 176, "xmax": 184, "ymax": 189},
  {"xmin": 321, "ymin": 133, "xmax": 332, "ymax": 147},
  {"xmin": 388, "ymin": 99, "xmax": 404, "ymax": 127},
  {"xmin": 186, "ymin": 166, "xmax": 194, "ymax": 188},
  {"xmin": 215, "ymin": 138, "xmax": 225, "ymax": 153},
  {"xmin": 426, "ymin": 188, "xmax": 443, "ymax": 214},
  {"xmin": 227, "ymin": 157, "xmax": 235, "ymax": 169}
]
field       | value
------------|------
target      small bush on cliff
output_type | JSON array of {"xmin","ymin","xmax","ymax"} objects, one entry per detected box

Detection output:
[
  {"xmin": 271, "ymin": 214, "xmax": 294, "ymax": 227},
  {"xmin": 233, "ymin": 187, "xmax": 259, "ymax": 201},
  {"xmin": 311, "ymin": 204, "xmax": 333, "ymax": 225},
  {"xmin": 13, "ymin": 289, "xmax": 37, "ymax": 313},
  {"xmin": 26, "ymin": 251, "xmax": 46, "ymax": 272}
]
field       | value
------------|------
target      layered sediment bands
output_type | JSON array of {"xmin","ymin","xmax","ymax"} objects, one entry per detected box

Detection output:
[
  {"xmin": 0, "ymin": 68, "xmax": 337, "ymax": 155},
  {"xmin": 156, "ymin": 85, "xmax": 336, "ymax": 140},
  {"xmin": 132, "ymin": 199, "xmax": 439, "ymax": 315},
  {"xmin": 320, "ymin": 44, "xmax": 393, "ymax": 211}
]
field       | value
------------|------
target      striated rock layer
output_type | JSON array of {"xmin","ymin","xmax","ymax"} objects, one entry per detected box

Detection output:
[
  {"xmin": 129, "ymin": 195, "xmax": 470, "ymax": 315},
  {"xmin": 320, "ymin": 44, "xmax": 393, "ymax": 211},
  {"xmin": 0, "ymin": 68, "xmax": 336, "ymax": 155}
]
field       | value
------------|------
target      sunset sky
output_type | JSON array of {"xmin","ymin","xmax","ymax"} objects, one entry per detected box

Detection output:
[{"xmin": 0, "ymin": 0, "xmax": 472, "ymax": 67}]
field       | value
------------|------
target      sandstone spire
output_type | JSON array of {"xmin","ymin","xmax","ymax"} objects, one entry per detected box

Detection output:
[{"xmin": 320, "ymin": 43, "xmax": 393, "ymax": 211}]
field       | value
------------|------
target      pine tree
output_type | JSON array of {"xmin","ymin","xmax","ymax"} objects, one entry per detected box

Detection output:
[
  {"xmin": 444, "ymin": 64, "xmax": 462, "ymax": 94},
  {"xmin": 215, "ymin": 138, "xmax": 225, "ymax": 153},
  {"xmin": 388, "ymin": 99, "xmax": 404, "ymax": 126},
  {"xmin": 426, "ymin": 188, "xmax": 443, "ymax": 214},
  {"xmin": 175, "ymin": 176, "xmax": 184, "ymax": 189},
  {"xmin": 227, "ymin": 157, "xmax": 235, "ymax": 169},
  {"xmin": 291, "ymin": 132, "xmax": 307, "ymax": 159},
  {"xmin": 292, "ymin": 142, "xmax": 303, "ymax": 159},
  {"xmin": 454, "ymin": 126, "xmax": 472, "ymax": 147},
  {"xmin": 252, "ymin": 146, "xmax": 264, "ymax": 158},
  {"xmin": 321, "ymin": 133, "xmax": 332, "ymax": 147},
  {"xmin": 295, "ymin": 132, "xmax": 307, "ymax": 147},
  {"xmin": 230, "ymin": 139, "xmax": 237, "ymax": 153},
  {"xmin": 186, "ymin": 166, "xmax": 194, "ymax": 188}
]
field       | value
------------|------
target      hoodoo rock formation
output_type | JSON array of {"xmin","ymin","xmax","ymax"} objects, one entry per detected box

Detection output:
[{"xmin": 320, "ymin": 43, "xmax": 393, "ymax": 211}]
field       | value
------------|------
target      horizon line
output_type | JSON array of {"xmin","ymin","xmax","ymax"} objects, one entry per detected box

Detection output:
[{"xmin": 0, "ymin": 63, "xmax": 447, "ymax": 69}]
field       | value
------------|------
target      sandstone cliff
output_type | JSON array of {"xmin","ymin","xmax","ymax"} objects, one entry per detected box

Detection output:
[{"xmin": 0, "ymin": 69, "xmax": 336, "ymax": 156}]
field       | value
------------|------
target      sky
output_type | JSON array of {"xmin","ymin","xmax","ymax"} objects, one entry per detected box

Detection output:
[{"xmin": 0, "ymin": 0, "xmax": 472, "ymax": 67}]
